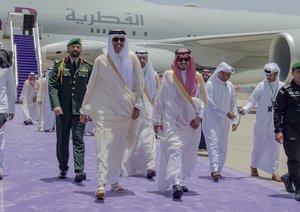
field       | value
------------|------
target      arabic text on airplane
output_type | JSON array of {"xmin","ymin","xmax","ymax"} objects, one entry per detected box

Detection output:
[{"xmin": 66, "ymin": 8, "xmax": 144, "ymax": 26}]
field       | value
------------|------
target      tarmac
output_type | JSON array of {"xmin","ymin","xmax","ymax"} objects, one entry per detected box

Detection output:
[{"xmin": 0, "ymin": 100, "xmax": 298, "ymax": 212}]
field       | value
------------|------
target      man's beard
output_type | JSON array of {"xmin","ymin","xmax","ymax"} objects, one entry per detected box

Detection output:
[{"xmin": 70, "ymin": 50, "xmax": 80, "ymax": 58}]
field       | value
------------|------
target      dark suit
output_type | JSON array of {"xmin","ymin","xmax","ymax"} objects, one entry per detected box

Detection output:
[{"xmin": 48, "ymin": 57, "xmax": 92, "ymax": 173}]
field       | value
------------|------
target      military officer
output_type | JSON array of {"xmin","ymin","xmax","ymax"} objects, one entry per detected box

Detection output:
[{"xmin": 48, "ymin": 38, "xmax": 92, "ymax": 183}]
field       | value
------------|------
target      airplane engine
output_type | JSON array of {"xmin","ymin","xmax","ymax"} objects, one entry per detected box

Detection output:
[
  {"xmin": 41, "ymin": 41, "xmax": 107, "ymax": 71},
  {"xmin": 130, "ymin": 46, "xmax": 175, "ymax": 73},
  {"xmin": 269, "ymin": 29, "xmax": 300, "ymax": 83}
]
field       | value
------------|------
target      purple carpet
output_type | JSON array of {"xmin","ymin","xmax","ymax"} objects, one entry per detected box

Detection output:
[{"xmin": 2, "ymin": 105, "xmax": 300, "ymax": 211}]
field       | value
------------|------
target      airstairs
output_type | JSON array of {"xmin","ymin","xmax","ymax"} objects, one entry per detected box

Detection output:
[{"xmin": 1, "ymin": 12, "xmax": 42, "ymax": 99}]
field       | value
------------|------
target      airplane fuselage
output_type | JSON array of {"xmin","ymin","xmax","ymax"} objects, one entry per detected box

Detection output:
[
  {"xmin": 2, "ymin": 0, "xmax": 300, "ymax": 45},
  {"xmin": 2, "ymin": 0, "xmax": 300, "ymax": 84}
]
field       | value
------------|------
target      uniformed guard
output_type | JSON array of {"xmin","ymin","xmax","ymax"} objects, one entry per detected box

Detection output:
[
  {"xmin": 274, "ymin": 61, "xmax": 300, "ymax": 201},
  {"xmin": 48, "ymin": 38, "xmax": 93, "ymax": 182}
]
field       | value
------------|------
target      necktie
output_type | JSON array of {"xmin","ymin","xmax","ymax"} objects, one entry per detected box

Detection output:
[
  {"xmin": 73, "ymin": 61, "xmax": 77, "ymax": 70},
  {"xmin": 71, "ymin": 61, "xmax": 77, "ymax": 75}
]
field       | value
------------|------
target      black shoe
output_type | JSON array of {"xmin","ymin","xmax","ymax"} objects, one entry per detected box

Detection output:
[
  {"xmin": 23, "ymin": 120, "xmax": 30, "ymax": 125},
  {"xmin": 146, "ymin": 169, "xmax": 156, "ymax": 180},
  {"xmin": 295, "ymin": 189, "xmax": 300, "ymax": 201},
  {"xmin": 58, "ymin": 170, "xmax": 67, "ymax": 179},
  {"xmin": 74, "ymin": 172, "xmax": 87, "ymax": 183},
  {"xmin": 172, "ymin": 185, "xmax": 183, "ymax": 199},
  {"xmin": 281, "ymin": 174, "xmax": 295, "ymax": 193},
  {"xmin": 182, "ymin": 185, "xmax": 189, "ymax": 192},
  {"xmin": 28, "ymin": 121, "xmax": 33, "ymax": 125},
  {"xmin": 0, "ymin": 174, "xmax": 3, "ymax": 180}
]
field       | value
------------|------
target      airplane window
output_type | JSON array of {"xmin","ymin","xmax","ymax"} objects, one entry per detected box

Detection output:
[
  {"xmin": 103, "ymin": 29, "xmax": 106, "ymax": 34},
  {"xmin": 144, "ymin": 32, "xmax": 148, "ymax": 36},
  {"xmin": 97, "ymin": 29, "xmax": 100, "ymax": 33},
  {"xmin": 91, "ymin": 28, "xmax": 94, "ymax": 33},
  {"xmin": 133, "ymin": 31, "xmax": 136, "ymax": 36}
]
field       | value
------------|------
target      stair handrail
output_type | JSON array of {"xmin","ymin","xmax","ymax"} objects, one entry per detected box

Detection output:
[
  {"xmin": 33, "ymin": 23, "xmax": 42, "ymax": 76},
  {"xmin": 13, "ymin": 43, "xmax": 18, "ymax": 88},
  {"xmin": 9, "ymin": 19, "xmax": 18, "ymax": 89}
]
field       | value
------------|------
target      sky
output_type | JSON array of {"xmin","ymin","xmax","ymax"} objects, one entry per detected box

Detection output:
[{"xmin": 147, "ymin": 0, "xmax": 300, "ymax": 16}]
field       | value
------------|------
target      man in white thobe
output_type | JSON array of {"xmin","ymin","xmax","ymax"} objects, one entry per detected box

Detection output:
[
  {"xmin": 37, "ymin": 69, "xmax": 55, "ymax": 132},
  {"xmin": 19, "ymin": 72, "xmax": 39, "ymax": 125},
  {"xmin": 153, "ymin": 48, "xmax": 206, "ymax": 199},
  {"xmin": 202, "ymin": 62, "xmax": 238, "ymax": 182},
  {"xmin": 122, "ymin": 50, "xmax": 159, "ymax": 180},
  {"xmin": 0, "ymin": 46, "xmax": 15, "ymax": 179},
  {"xmin": 80, "ymin": 30, "xmax": 144, "ymax": 200},
  {"xmin": 239, "ymin": 63, "xmax": 284, "ymax": 182}
]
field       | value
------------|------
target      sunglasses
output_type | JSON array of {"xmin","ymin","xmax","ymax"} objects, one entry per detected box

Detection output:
[
  {"xmin": 177, "ymin": 57, "xmax": 190, "ymax": 62},
  {"xmin": 112, "ymin": 37, "xmax": 125, "ymax": 42}
]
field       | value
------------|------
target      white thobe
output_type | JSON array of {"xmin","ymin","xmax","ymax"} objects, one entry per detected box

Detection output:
[
  {"xmin": 122, "ymin": 72, "xmax": 159, "ymax": 176},
  {"xmin": 80, "ymin": 53, "xmax": 144, "ymax": 185},
  {"xmin": 153, "ymin": 70, "xmax": 205, "ymax": 191},
  {"xmin": 202, "ymin": 77, "xmax": 238, "ymax": 173},
  {"xmin": 19, "ymin": 79, "xmax": 39, "ymax": 122},
  {"xmin": 37, "ymin": 77, "xmax": 55, "ymax": 131},
  {"xmin": 242, "ymin": 80, "xmax": 284, "ymax": 174},
  {"xmin": 0, "ymin": 66, "xmax": 15, "ymax": 172}
]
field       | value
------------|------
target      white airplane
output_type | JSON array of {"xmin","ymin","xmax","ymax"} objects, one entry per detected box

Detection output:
[{"xmin": 1, "ymin": 0, "xmax": 300, "ymax": 84}]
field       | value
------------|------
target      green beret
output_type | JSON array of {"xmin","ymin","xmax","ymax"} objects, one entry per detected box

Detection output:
[
  {"xmin": 67, "ymin": 38, "xmax": 82, "ymax": 46},
  {"xmin": 292, "ymin": 61, "xmax": 300, "ymax": 70}
]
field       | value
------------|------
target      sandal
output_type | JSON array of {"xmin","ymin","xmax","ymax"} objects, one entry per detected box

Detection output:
[
  {"xmin": 95, "ymin": 184, "xmax": 106, "ymax": 200},
  {"xmin": 250, "ymin": 167, "xmax": 259, "ymax": 177},
  {"xmin": 111, "ymin": 182, "xmax": 125, "ymax": 193},
  {"xmin": 211, "ymin": 172, "xmax": 220, "ymax": 182},
  {"xmin": 272, "ymin": 174, "xmax": 282, "ymax": 182}
]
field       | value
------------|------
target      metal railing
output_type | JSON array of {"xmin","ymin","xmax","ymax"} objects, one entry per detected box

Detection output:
[
  {"xmin": 9, "ymin": 19, "xmax": 18, "ymax": 89},
  {"xmin": 33, "ymin": 23, "xmax": 42, "ymax": 76}
]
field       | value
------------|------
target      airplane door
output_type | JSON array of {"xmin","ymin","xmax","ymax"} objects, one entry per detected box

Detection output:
[{"xmin": 23, "ymin": 14, "xmax": 36, "ymax": 35}]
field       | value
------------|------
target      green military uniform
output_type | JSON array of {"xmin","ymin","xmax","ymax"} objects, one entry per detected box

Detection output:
[{"xmin": 48, "ymin": 45, "xmax": 92, "ymax": 174}]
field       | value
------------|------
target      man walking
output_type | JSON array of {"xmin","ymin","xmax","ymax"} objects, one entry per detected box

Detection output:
[
  {"xmin": 274, "ymin": 61, "xmax": 300, "ymax": 201},
  {"xmin": 48, "ymin": 38, "xmax": 92, "ymax": 182},
  {"xmin": 80, "ymin": 30, "xmax": 144, "ymax": 200}
]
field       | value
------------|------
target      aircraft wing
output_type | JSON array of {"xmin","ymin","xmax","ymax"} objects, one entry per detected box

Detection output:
[{"xmin": 133, "ymin": 31, "xmax": 280, "ymax": 84}]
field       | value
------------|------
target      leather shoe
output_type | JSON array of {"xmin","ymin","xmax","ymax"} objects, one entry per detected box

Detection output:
[
  {"xmin": 295, "ymin": 189, "xmax": 300, "ymax": 201},
  {"xmin": 23, "ymin": 120, "xmax": 30, "ymax": 125},
  {"xmin": 74, "ymin": 172, "xmax": 87, "ymax": 183},
  {"xmin": 182, "ymin": 185, "xmax": 188, "ymax": 192},
  {"xmin": 211, "ymin": 171, "xmax": 220, "ymax": 182},
  {"xmin": 58, "ymin": 170, "xmax": 67, "ymax": 179},
  {"xmin": 146, "ymin": 169, "xmax": 156, "ymax": 180},
  {"xmin": 281, "ymin": 174, "xmax": 295, "ymax": 193},
  {"xmin": 172, "ymin": 184, "xmax": 183, "ymax": 199},
  {"xmin": 250, "ymin": 167, "xmax": 259, "ymax": 177}
]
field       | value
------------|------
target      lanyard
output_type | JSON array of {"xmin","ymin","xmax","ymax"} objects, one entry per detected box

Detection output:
[{"xmin": 268, "ymin": 82, "xmax": 278, "ymax": 101}]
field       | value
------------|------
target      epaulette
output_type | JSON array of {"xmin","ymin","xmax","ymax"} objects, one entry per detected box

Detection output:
[
  {"xmin": 54, "ymin": 58, "xmax": 64, "ymax": 64},
  {"xmin": 282, "ymin": 83, "xmax": 291, "ymax": 89},
  {"xmin": 83, "ymin": 59, "xmax": 93, "ymax": 66}
]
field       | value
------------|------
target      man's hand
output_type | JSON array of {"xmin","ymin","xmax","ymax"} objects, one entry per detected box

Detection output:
[
  {"xmin": 38, "ymin": 101, "xmax": 42, "ymax": 105},
  {"xmin": 227, "ymin": 112, "xmax": 237, "ymax": 120},
  {"xmin": 275, "ymin": 132, "xmax": 284, "ymax": 144},
  {"xmin": 132, "ymin": 107, "xmax": 140, "ymax": 119},
  {"xmin": 154, "ymin": 125, "xmax": 163, "ymax": 134},
  {"xmin": 232, "ymin": 124, "xmax": 238, "ymax": 131},
  {"xmin": 190, "ymin": 117, "xmax": 201, "ymax": 129},
  {"xmin": 80, "ymin": 114, "xmax": 88, "ymax": 124},
  {"xmin": 32, "ymin": 96, "xmax": 37, "ymax": 103},
  {"xmin": 53, "ymin": 107, "xmax": 63, "ymax": 116},
  {"xmin": 239, "ymin": 108, "xmax": 245, "ymax": 115},
  {"xmin": 8, "ymin": 114, "xmax": 14, "ymax": 121}
]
